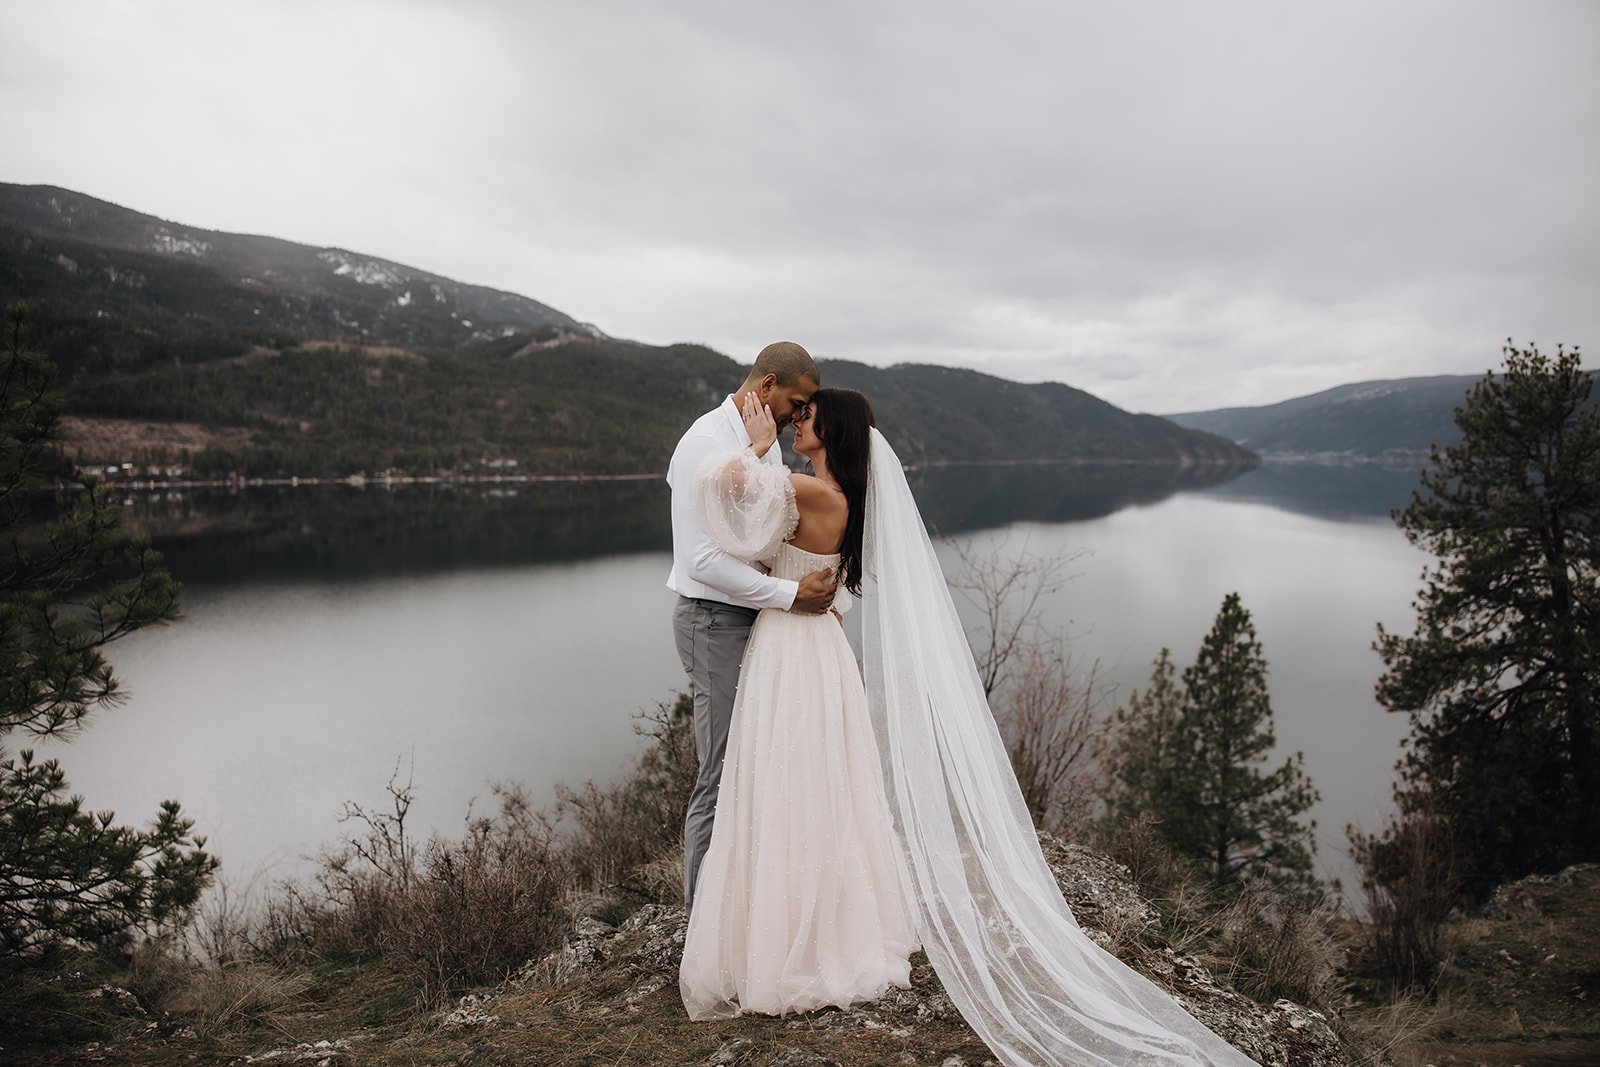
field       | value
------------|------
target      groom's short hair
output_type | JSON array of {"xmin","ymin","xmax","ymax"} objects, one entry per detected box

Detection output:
[{"xmin": 752, "ymin": 341, "xmax": 819, "ymax": 387}]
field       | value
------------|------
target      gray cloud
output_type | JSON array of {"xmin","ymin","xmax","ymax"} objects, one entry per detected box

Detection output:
[{"xmin": 6, "ymin": 0, "xmax": 1596, "ymax": 411}]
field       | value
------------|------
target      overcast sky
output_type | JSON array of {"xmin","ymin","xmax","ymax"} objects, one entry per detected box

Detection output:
[{"xmin": 5, "ymin": 1, "xmax": 1596, "ymax": 412}]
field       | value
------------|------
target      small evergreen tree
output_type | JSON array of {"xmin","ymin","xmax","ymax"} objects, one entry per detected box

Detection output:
[
  {"xmin": 0, "ymin": 305, "xmax": 215, "ymax": 957},
  {"xmin": 1102, "ymin": 648, "xmax": 1186, "ymax": 831},
  {"xmin": 1374, "ymin": 341, "xmax": 1599, "ymax": 894},
  {"xmin": 1104, "ymin": 594, "xmax": 1319, "ymax": 888}
]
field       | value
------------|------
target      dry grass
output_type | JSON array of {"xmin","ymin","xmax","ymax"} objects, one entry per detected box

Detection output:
[
  {"xmin": 1335, "ymin": 988, "xmax": 1473, "ymax": 1067},
  {"xmin": 1098, "ymin": 812, "xmax": 1352, "ymax": 1020},
  {"xmin": 1213, "ymin": 882, "xmax": 1346, "ymax": 1008},
  {"xmin": 166, "ymin": 961, "xmax": 315, "ymax": 1034}
]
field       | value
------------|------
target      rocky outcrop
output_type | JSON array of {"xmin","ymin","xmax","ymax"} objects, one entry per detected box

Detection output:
[
  {"xmin": 1482, "ymin": 861, "xmax": 1600, "ymax": 921},
  {"xmin": 530, "ymin": 834, "xmax": 1349, "ymax": 1067}
]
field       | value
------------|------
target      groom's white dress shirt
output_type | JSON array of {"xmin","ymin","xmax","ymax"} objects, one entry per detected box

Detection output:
[{"xmin": 666, "ymin": 395, "xmax": 798, "ymax": 611}]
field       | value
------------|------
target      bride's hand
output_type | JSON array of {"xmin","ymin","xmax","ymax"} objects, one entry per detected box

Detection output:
[{"xmin": 741, "ymin": 391, "xmax": 779, "ymax": 457}]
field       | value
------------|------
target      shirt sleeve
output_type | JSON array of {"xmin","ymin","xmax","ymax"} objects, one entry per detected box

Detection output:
[{"xmin": 670, "ymin": 432, "xmax": 799, "ymax": 610}]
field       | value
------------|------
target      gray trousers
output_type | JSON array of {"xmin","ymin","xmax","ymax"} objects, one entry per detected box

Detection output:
[{"xmin": 673, "ymin": 595, "xmax": 759, "ymax": 917}]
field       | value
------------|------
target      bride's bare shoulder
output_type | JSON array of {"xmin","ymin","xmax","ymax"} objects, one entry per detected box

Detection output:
[{"xmin": 789, "ymin": 473, "xmax": 847, "ymax": 512}]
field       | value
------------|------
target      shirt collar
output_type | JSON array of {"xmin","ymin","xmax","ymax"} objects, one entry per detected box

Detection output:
[{"xmin": 721, "ymin": 394, "xmax": 752, "ymax": 447}]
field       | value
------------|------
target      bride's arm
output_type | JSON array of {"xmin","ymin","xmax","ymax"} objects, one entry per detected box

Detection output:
[{"xmin": 694, "ymin": 448, "xmax": 799, "ymax": 564}]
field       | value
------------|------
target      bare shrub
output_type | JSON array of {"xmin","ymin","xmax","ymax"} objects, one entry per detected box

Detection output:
[
  {"xmin": 383, "ymin": 785, "xmax": 569, "ymax": 999},
  {"xmin": 245, "ymin": 882, "xmax": 326, "ymax": 965},
  {"xmin": 1347, "ymin": 783, "xmax": 1461, "ymax": 990},
  {"xmin": 1099, "ymin": 815, "xmax": 1349, "ymax": 1012},
  {"xmin": 243, "ymin": 695, "xmax": 696, "ymax": 1000},
  {"xmin": 942, "ymin": 534, "xmax": 1083, "ymax": 699},
  {"xmin": 188, "ymin": 875, "xmax": 272, "ymax": 966},
  {"xmin": 332, "ymin": 757, "xmax": 420, "ymax": 892},
  {"xmin": 557, "ymin": 692, "xmax": 697, "ymax": 903},
  {"xmin": 1002, "ymin": 649, "xmax": 1106, "ymax": 841},
  {"xmin": 286, "ymin": 758, "xmax": 424, "ymax": 959},
  {"xmin": 1102, "ymin": 812, "xmax": 1193, "ymax": 897},
  {"xmin": 943, "ymin": 535, "xmax": 1103, "ymax": 839}
]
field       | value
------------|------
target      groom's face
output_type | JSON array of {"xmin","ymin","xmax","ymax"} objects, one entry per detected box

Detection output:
[{"xmin": 763, "ymin": 375, "xmax": 819, "ymax": 431}]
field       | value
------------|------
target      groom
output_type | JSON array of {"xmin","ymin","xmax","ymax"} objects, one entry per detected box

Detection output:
[{"xmin": 668, "ymin": 340, "xmax": 838, "ymax": 916}]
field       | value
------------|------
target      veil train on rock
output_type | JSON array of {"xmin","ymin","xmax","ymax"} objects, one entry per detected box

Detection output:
[{"xmin": 860, "ymin": 427, "xmax": 1259, "ymax": 1067}]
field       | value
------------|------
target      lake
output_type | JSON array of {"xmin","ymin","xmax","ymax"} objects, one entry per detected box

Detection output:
[{"xmin": 43, "ymin": 460, "xmax": 1429, "ymax": 895}]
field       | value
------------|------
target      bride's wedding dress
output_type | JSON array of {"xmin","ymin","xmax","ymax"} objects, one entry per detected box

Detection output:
[
  {"xmin": 682, "ymin": 437, "xmax": 1261, "ymax": 1067},
  {"xmin": 679, "ymin": 500, "xmax": 917, "ymax": 1020}
]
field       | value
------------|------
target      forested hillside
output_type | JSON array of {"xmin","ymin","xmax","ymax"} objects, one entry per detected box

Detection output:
[{"xmin": 1, "ymin": 182, "xmax": 1254, "ymax": 478}]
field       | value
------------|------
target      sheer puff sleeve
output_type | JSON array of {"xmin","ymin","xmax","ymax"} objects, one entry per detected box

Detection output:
[{"xmin": 693, "ymin": 449, "xmax": 799, "ymax": 564}]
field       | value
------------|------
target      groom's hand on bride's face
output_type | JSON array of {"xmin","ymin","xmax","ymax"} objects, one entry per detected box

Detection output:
[{"xmin": 792, "ymin": 567, "xmax": 838, "ymax": 615}]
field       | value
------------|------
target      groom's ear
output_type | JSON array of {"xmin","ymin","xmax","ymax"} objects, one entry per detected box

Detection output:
[{"xmin": 756, "ymin": 373, "xmax": 778, "ymax": 399}]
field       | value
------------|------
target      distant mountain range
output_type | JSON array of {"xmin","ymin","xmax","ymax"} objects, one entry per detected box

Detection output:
[
  {"xmin": 0, "ymin": 182, "xmax": 1253, "ymax": 477},
  {"xmin": 1166, "ymin": 376, "xmax": 1490, "ymax": 464}
]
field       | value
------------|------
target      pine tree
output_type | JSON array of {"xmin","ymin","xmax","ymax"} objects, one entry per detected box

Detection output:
[
  {"xmin": 1102, "ymin": 647, "xmax": 1186, "ymax": 831},
  {"xmin": 0, "ymin": 305, "xmax": 215, "ymax": 957},
  {"xmin": 1104, "ymin": 594, "xmax": 1319, "ymax": 887},
  {"xmin": 1374, "ymin": 341, "xmax": 1599, "ymax": 894}
]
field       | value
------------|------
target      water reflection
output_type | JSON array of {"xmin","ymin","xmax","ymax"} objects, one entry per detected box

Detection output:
[
  {"xmin": 127, "ymin": 481, "xmax": 672, "ymax": 586},
  {"xmin": 907, "ymin": 461, "xmax": 1249, "ymax": 531},
  {"xmin": 128, "ymin": 461, "xmax": 1259, "ymax": 586},
  {"xmin": 1194, "ymin": 462, "xmax": 1423, "ymax": 522}
]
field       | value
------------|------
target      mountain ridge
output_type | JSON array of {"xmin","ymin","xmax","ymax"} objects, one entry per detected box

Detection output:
[
  {"xmin": 1, "ymin": 181, "xmax": 1255, "ymax": 478},
  {"xmin": 0, "ymin": 183, "xmax": 596, "ymax": 375},
  {"xmin": 1166, "ymin": 374, "xmax": 1489, "ymax": 463}
]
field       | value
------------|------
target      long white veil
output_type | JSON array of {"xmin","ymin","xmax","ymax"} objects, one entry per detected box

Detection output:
[{"xmin": 860, "ymin": 428, "xmax": 1259, "ymax": 1067}]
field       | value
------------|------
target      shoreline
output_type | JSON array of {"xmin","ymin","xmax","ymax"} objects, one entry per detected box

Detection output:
[{"xmin": 62, "ymin": 453, "xmax": 1263, "ymax": 493}]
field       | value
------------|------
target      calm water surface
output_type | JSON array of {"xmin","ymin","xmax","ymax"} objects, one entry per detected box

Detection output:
[{"xmin": 48, "ymin": 462, "xmax": 1427, "ymax": 892}]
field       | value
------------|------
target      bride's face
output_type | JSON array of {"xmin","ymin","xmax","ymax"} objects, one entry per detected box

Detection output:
[{"xmin": 792, "ymin": 405, "xmax": 823, "ymax": 458}]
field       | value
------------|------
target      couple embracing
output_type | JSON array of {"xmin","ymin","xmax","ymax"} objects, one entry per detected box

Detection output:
[{"xmin": 666, "ymin": 342, "xmax": 1258, "ymax": 1067}]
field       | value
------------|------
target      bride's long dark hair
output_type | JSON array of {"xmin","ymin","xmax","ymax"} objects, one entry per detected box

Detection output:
[{"xmin": 812, "ymin": 387, "xmax": 875, "ymax": 596}]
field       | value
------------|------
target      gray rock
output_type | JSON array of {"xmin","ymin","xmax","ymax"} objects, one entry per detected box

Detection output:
[
  {"xmin": 766, "ymin": 1048, "xmax": 841, "ymax": 1067},
  {"xmin": 439, "ymin": 1004, "xmax": 500, "ymax": 1031},
  {"xmin": 707, "ymin": 1036, "xmax": 757, "ymax": 1064},
  {"xmin": 611, "ymin": 973, "xmax": 671, "ymax": 1005},
  {"xmin": 84, "ymin": 985, "xmax": 147, "ymax": 1018},
  {"xmin": 1144, "ymin": 948, "xmax": 1346, "ymax": 1067},
  {"xmin": 573, "ymin": 915, "xmax": 617, "ymax": 939},
  {"xmin": 244, "ymin": 1040, "xmax": 353, "ymax": 1063},
  {"xmin": 1036, "ymin": 833, "xmax": 1161, "ymax": 941},
  {"xmin": 632, "ymin": 908, "xmax": 689, "ymax": 969},
  {"xmin": 789, "ymin": 1007, "xmax": 888, "ymax": 1031},
  {"xmin": 866, "ymin": 966, "xmax": 957, "ymax": 1023},
  {"xmin": 552, "ymin": 934, "xmax": 612, "ymax": 983}
]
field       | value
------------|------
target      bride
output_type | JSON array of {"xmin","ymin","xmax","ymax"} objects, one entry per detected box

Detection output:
[
  {"xmin": 679, "ymin": 387, "xmax": 917, "ymax": 1018},
  {"xmin": 680, "ymin": 388, "xmax": 1260, "ymax": 1067}
]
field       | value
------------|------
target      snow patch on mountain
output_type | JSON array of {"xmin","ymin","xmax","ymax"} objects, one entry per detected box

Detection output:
[
  {"xmin": 150, "ymin": 230, "xmax": 210, "ymax": 257},
  {"xmin": 318, "ymin": 250, "xmax": 406, "ymax": 287}
]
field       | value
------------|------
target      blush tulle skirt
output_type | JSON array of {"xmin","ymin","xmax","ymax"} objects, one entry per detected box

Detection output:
[{"xmin": 679, "ymin": 604, "xmax": 917, "ymax": 1020}]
